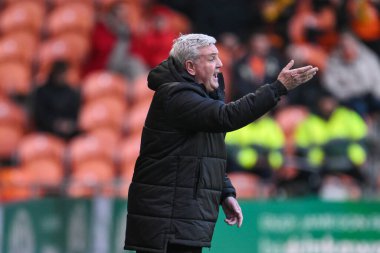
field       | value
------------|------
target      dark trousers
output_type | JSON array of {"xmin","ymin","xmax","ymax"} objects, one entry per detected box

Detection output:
[{"xmin": 137, "ymin": 243, "xmax": 202, "ymax": 253}]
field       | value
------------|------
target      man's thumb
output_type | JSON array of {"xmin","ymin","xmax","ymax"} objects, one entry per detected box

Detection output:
[{"xmin": 283, "ymin": 59, "xmax": 294, "ymax": 70}]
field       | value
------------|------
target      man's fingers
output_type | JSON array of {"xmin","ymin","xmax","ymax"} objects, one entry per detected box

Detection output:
[
  {"xmin": 225, "ymin": 217, "xmax": 237, "ymax": 225},
  {"xmin": 237, "ymin": 212, "xmax": 243, "ymax": 228},
  {"xmin": 293, "ymin": 65, "xmax": 313, "ymax": 74},
  {"xmin": 278, "ymin": 62, "xmax": 318, "ymax": 89},
  {"xmin": 299, "ymin": 67, "xmax": 319, "ymax": 82},
  {"xmin": 303, "ymin": 67, "xmax": 318, "ymax": 75},
  {"xmin": 311, "ymin": 67, "xmax": 319, "ymax": 74},
  {"xmin": 282, "ymin": 59, "xmax": 294, "ymax": 71}
]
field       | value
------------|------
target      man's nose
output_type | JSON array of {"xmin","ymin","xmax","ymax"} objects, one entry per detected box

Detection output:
[{"xmin": 217, "ymin": 56, "xmax": 223, "ymax": 68}]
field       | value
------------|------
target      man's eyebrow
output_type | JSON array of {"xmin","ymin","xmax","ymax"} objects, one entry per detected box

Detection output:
[{"xmin": 201, "ymin": 53, "xmax": 218, "ymax": 56}]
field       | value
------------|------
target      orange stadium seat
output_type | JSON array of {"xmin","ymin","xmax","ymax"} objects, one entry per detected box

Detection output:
[
  {"xmin": 67, "ymin": 134, "xmax": 116, "ymax": 197},
  {"xmin": 117, "ymin": 134, "xmax": 141, "ymax": 174},
  {"xmin": 46, "ymin": 2, "xmax": 94, "ymax": 36},
  {"xmin": 0, "ymin": 167, "xmax": 35, "ymax": 202},
  {"xmin": 0, "ymin": 32, "xmax": 38, "ymax": 64},
  {"xmin": 79, "ymin": 98, "xmax": 127, "ymax": 134},
  {"xmin": 227, "ymin": 172, "xmax": 261, "ymax": 199},
  {"xmin": 0, "ymin": 1, "xmax": 44, "ymax": 35},
  {"xmin": 18, "ymin": 133, "xmax": 65, "ymax": 163},
  {"xmin": 17, "ymin": 133, "xmax": 66, "ymax": 192},
  {"xmin": 36, "ymin": 33, "xmax": 90, "ymax": 85},
  {"xmin": 118, "ymin": 165, "xmax": 134, "ymax": 198},
  {"xmin": 116, "ymin": 134, "xmax": 141, "ymax": 197},
  {"xmin": 82, "ymin": 71, "xmax": 128, "ymax": 102},
  {"xmin": 0, "ymin": 61, "xmax": 32, "ymax": 96},
  {"xmin": 130, "ymin": 72, "xmax": 154, "ymax": 105},
  {"xmin": 124, "ymin": 99, "xmax": 150, "ymax": 135},
  {"xmin": 67, "ymin": 134, "xmax": 115, "ymax": 172},
  {"xmin": 0, "ymin": 98, "xmax": 26, "ymax": 160},
  {"xmin": 37, "ymin": 33, "xmax": 90, "ymax": 67},
  {"xmin": 67, "ymin": 162, "xmax": 115, "ymax": 197},
  {"xmin": 90, "ymin": 127, "xmax": 121, "ymax": 153}
]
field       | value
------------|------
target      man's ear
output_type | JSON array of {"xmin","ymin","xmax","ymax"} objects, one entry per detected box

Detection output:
[{"xmin": 185, "ymin": 60, "xmax": 196, "ymax": 76}]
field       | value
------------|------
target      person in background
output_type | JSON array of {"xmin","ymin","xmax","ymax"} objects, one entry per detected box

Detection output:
[
  {"xmin": 216, "ymin": 32, "xmax": 245, "ymax": 102},
  {"xmin": 105, "ymin": 1, "xmax": 147, "ymax": 81},
  {"xmin": 31, "ymin": 60, "xmax": 81, "ymax": 140},
  {"xmin": 225, "ymin": 114, "xmax": 285, "ymax": 198},
  {"xmin": 231, "ymin": 32, "xmax": 285, "ymax": 101},
  {"xmin": 124, "ymin": 33, "xmax": 318, "ymax": 253},
  {"xmin": 83, "ymin": 1, "xmax": 147, "ymax": 80},
  {"xmin": 346, "ymin": 0, "xmax": 380, "ymax": 56},
  {"xmin": 294, "ymin": 89, "xmax": 367, "ymax": 199},
  {"xmin": 129, "ymin": 0, "xmax": 192, "ymax": 68},
  {"xmin": 322, "ymin": 30, "xmax": 380, "ymax": 118}
]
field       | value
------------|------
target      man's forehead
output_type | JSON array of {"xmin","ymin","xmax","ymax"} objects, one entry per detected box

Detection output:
[{"xmin": 198, "ymin": 45, "xmax": 219, "ymax": 55}]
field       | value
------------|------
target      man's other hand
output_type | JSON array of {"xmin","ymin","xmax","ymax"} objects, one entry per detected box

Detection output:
[{"xmin": 222, "ymin": 196, "xmax": 243, "ymax": 228}]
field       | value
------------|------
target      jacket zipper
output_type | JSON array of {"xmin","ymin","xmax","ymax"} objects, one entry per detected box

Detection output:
[{"xmin": 193, "ymin": 158, "xmax": 202, "ymax": 199}]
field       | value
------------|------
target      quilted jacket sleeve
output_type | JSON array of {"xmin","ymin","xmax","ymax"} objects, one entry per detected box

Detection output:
[{"xmin": 162, "ymin": 81, "xmax": 285, "ymax": 133}]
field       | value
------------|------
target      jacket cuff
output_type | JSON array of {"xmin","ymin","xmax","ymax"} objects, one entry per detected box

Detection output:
[
  {"xmin": 269, "ymin": 80, "xmax": 288, "ymax": 98},
  {"xmin": 221, "ymin": 191, "xmax": 236, "ymax": 204}
]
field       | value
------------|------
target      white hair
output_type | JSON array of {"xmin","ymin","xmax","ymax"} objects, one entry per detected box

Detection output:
[{"xmin": 169, "ymin": 33, "xmax": 217, "ymax": 65}]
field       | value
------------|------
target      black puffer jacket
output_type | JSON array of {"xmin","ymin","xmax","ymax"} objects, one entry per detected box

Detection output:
[{"xmin": 124, "ymin": 57, "xmax": 287, "ymax": 253}]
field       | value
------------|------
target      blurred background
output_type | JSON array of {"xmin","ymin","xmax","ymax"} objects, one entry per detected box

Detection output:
[{"xmin": 0, "ymin": 0, "xmax": 380, "ymax": 252}]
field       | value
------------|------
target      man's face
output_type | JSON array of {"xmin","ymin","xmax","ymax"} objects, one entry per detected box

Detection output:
[{"xmin": 191, "ymin": 44, "xmax": 223, "ymax": 92}]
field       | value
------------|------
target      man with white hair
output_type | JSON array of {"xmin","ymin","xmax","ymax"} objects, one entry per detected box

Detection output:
[{"xmin": 124, "ymin": 33, "xmax": 318, "ymax": 253}]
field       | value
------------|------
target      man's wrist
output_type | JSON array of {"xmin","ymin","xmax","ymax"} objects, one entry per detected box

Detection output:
[
  {"xmin": 221, "ymin": 192, "xmax": 236, "ymax": 203},
  {"xmin": 271, "ymin": 80, "xmax": 288, "ymax": 96}
]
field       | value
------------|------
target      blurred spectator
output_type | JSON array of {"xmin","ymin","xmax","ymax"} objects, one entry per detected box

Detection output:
[
  {"xmin": 259, "ymin": 0, "xmax": 297, "ymax": 42},
  {"xmin": 191, "ymin": 0, "xmax": 255, "ymax": 40},
  {"xmin": 276, "ymin": 168, "xmax": 320, "ymax": 198},
  {"xmin": 31, "ymin": 60, "xmax": 81, "ymax": 140},
  {"xmin": 285, "ymin": 0, "xmax": 337, "ymax": 74},
  {"xmin": 322, "ymin": 30, "xmax": 380, "ymax": 117},
  {"xmin": 319, "ymin": 173, "xmax": 362, "ymax": 200},
  {"xmin": 105, "ymin": 1, "xmax": 147, "ymax": 81},
  {"xmin": 216, "ymin": 32, "xmax": 245, "ymax": 101},
  {"xmin": 82, "ymin": 6, "xmax": 116, "ymax": 75},
  {"xmin": 129, "ymin": 0, "xmax": 192, "ymax": 68},
  {"xmin": 347, "ymin": 0, "xmax": 380, "ymax": 56},
  {"xmin": 288, "ymin": 0, "xmax": 337, "ymax": 51},
  {"xmin": 230, "ymin": 32, "xmax": 285, "ymax": 100},
  {"xmin": 285, "ymin": 42, "xmax": 328, "ymax": 73},
  {"xmin": 83, "ymin": 1, "xmax": 147, "ymax": 80},
  {"xmin": 285, "ymin": 43, "xmax": 325, "ymax": 108},
  {"xmin": 225, "ymin": 115, "xmax": 285, "ymax": 198},
  {"xmin": 294, "ymin": 90, "xmax": 367, "ymax": 197}
]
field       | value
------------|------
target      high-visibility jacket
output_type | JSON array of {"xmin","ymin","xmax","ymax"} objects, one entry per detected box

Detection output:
[
  {"xmin": 226, "ymin": 115, "xmax": 285, "ymax": 171},
  {"xmin": 294, "ymin": 106, "xmax": 367, "ymax": 170}
]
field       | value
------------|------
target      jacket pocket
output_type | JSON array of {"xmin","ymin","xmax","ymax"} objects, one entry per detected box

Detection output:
[{"xmin": 193, "ymin": 158, "xmax": 202, "ymax": 199}]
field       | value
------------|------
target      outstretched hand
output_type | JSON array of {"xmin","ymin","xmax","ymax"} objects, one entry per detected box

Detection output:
[
  {"xmin": 277, "ymin": 60, "xmax": 318, "ymax": 90},
  {"xmin": 222, "ymin": 196, "xmax": 243, "ymax": 228}
]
